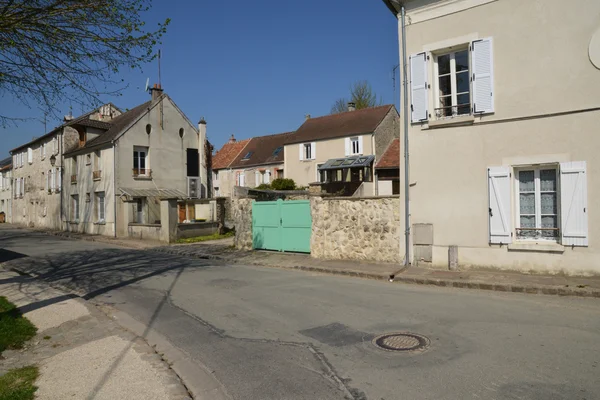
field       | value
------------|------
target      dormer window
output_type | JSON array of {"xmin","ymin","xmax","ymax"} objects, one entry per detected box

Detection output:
[
  {"xmin": 79, "ymin": 130, "xmax": 86, "ymax": 147},
  {"xmin": 242, "ymin": 152, "xmax": 253, "ymax": 161}
]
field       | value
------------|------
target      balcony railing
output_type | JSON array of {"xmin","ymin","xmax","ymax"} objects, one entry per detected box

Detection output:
[
  {"xmin": 132, "ymin": 168, "xmax": 151, "ymax": 178},
  {"xmin": 434, "ymin": 104, "xmax": 471, "ymax": 120},
  {"xmin": 515, "ymin": 228, "xmax": 560, "ymax": 240},
  {"xmin": 93, "ymin": 170, "xmax": 102, "ymax": 180},
  {"xmin": 71, "ymin": 174, "xmax": 77, "ymax": 184}
]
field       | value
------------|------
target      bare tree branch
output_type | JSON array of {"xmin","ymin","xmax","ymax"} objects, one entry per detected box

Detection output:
[{"xmin": 330, "ymin": 80, "xmax": 382, "ymax": 114}]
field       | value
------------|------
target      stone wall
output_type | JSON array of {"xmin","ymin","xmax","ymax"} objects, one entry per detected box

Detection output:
[
  {"xmin": 311, "ymin": 196, "xmax": 401, "ymax": 263},
  {"xmin": 374, "ymin": 107, "xmax": 400, "ymax": 158},
  {"xmin": 233, "ymin": 198, "xmax": 253, "ymax": 250}
]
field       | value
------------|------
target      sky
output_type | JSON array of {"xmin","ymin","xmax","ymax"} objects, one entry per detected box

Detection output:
[{"xmin": 0, "ymin": 0, "xmax": 400, "ymax": 158}]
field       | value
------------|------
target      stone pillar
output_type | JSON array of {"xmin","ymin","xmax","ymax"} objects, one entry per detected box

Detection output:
[
  {"xmin": 216, "ymin": 197, "xmax": 226, "ymax": 234},
  {"xmin": 448, "ymin": 245, "xmax": 458, "ymax": 271},
  {"xmin": 160, "ymin": 198, "xmax": 178, "ymax": 243}
]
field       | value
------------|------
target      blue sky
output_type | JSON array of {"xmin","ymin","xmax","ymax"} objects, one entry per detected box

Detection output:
[{"xmin": 0, "ymin": 0, "xmax": 399, "ymax": 157}]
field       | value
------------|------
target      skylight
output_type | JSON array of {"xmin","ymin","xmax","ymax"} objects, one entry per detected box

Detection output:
[
  {"xmin": 242, "ymin": 151, "xmax": 253, "ymax": 160},
  {"xmin": 272, "ymin": 147, "xmax": 283, "ymax": 156}
]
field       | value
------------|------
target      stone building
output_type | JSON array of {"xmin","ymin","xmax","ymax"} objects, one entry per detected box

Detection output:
[
  {"xmin": 0, "ymin": 158, "xmax": 13, "ymax": 223},
  {"xmin": 10, "ymin": 104, "xmax": 120, "ymax": 229}
]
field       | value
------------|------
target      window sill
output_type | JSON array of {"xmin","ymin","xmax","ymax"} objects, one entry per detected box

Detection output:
[
  {"xmin": 426, "ymin": 115, "xmax": 475, "ymax": 129},
  {"xmin": 133, "ymin": 175, "xmax": 152, "ymax": 180},
  {"xmin": 93, "ymin": 178, "xmax": 101, "ymax": 182},
  {"xmin": 129, "ymin": 223, "xmax": 161, "ymax": 227},
  {"xmin": 94, "ymin": 221, "xmax": 106, "ymax": 225},
  {"xmin": 69, "ymin": 221, "xmax": 79, "ymax": 225},
  {"xmin": 508, "ymin": 242, "xmax": 565, "ymax": 254}
]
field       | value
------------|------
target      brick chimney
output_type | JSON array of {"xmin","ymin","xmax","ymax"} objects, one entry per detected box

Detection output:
[
  {"xmin": 228, "ymin": 134, "xmax": 236, "ymax": 143},
  {"xmin": 149, "ymin": 83, "xmax": 164, "ymax": 101},
  {"xmin": 347, "ymin": 102, "xmax": 356, "ymax": 112}
]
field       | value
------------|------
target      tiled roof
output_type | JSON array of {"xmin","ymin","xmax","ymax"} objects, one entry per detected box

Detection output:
[
  {"xmin": 212, "ymin": 139, "xmax": 251, "ymax": 170},
  {"xmin": 0, "ymin": 157, "xmax": 11, "ymax": 171},
  {"xmin": 285, "ymin": 105, "xmax": 394, "ymax": 145},
  {"xmin": 375, "ymin": 138, "xmax": 400, "ymax": 169},
  {"xmin": 70, "ymin": 119, "xmax": 113, "ymax": 130},
  {"xmin": 229, "ymin": 132, "xmax": 291, "ymax": 169}
]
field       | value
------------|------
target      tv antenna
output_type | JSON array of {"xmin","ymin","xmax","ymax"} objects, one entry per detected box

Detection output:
[
  {"xmin": 158, "ymin": 49, "xmax": 162, "ymax": 87},
  {"xmin": 144, "ymin": 77, "xmax": 150, "ymax": 92}
]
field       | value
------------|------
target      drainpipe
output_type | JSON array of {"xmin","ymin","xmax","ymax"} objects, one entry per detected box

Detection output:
[
  {"xmin": 113, "ymin": 141, "xmax": 117, "ymax": 238},
  {"xmin": 401, "ymin": 4, "xmax": 411, "ymax": 266}
]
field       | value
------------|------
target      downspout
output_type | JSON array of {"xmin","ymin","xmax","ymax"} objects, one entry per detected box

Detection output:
[
  {"xmin": 113, "ymin": 141, "xmax": 117, "ymax": 238},
  {"xmin": 60, "ymin": 129, "xmax": 64, "ymax": 230},
  {"xmin": 401, "ymin": 4, "xmax": 411, "ymax": 265}
]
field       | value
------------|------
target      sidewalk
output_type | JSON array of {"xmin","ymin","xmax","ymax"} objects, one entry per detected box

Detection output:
[
  {"xmin": 155, "ymin": 241, "xmax": 600, "ymax": 298},
  {"xmin": 0, "ymin": 270, "xmax": 191, "ymax": 400},
  {"xmin": 33, "ymin": 227, "xmax": 162, "ymax": 250}
]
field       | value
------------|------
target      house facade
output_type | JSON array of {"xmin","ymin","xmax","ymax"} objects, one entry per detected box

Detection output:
[
  {"xmin": 211, "ymin": 135, "xmax": 250, "ymax": 197},
  {"xmin": 383, "ymin": 0, "xmax": 600, "ymax": 274},
  {"xmin": 0, "ymin": 158, "xmax": 13, "ymax": 223},
  {"xmin": 284, "ymin": 104, "xmax": 399, "ymax": 195},
  {"xmin": 10, "ymin": 105, "xmax": 120, "ymax": 230},
  {"xmin": 229, "ymin": 132, "xmax": 289, "ymax": 189},
  {"xmin": 62, "ymin": 86, "xmax": 207, "ymax": 238}
]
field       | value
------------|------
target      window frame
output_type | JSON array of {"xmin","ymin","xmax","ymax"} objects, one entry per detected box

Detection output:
[
  {"xmin": 72, "ymin": 195, "xmax": 79, "ymax": 222},
  {"xmin": 133, "ymin": 146, "xmax": 149, "ymax": 176},
  {"xmin": 432, "ymin": 46, "xmax": 471, "ymax": 119},
  {"xmin": 514, "ymin": 165, "xmax": 560, "ymax": 242},
  {"xmin": 303, "ymin": 143, "xmax": 312, "ymax": 160},
  {"xmin": 96, "ymin": 192, "xmax": 105, "ymax": 222},
  {"xmin": 350, "ymin": 137, "xmax": 360, "ymax": 155}
]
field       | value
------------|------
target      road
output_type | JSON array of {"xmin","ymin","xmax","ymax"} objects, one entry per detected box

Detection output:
[{"xmin": 1, "ymin": 226, "xmax": 599, "ymax": 400}]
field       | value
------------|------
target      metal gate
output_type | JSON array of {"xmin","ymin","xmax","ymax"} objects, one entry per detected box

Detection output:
[{"xmin": 252, "ymin": 199, "xmax": 312, "ymax": 253}]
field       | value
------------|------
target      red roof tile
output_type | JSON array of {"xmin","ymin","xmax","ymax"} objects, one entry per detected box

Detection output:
[
  {"xmin": 229, "ymin": 132, "xmax": 291, "ymax": 169},
  {"xmin": 375, "ymin": 138, "xmax": 400, "ymax": 169},
  {"xmin": 285, "ymin": 105, "xmax": 395, "ymax": 144},
  {"xmin": 212, "ymin": 139, "xmax": 250, "ymax": 170}
]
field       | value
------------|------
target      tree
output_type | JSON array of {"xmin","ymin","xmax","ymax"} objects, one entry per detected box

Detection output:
[
  {"xmin": 330, "ymin": 80, "xmax": 382, "ymax": 114},
  {"xmin": 0, "ymin": 0, "xmax": 170, "ymax": 126}
]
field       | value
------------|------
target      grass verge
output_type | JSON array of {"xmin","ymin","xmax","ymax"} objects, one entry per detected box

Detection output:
[
  {"xmin": 0, "ymin": 366, "xmax": 39, "ymax": 400},
  {"xmin": 0, "ymin": 296, "xmax": 37, "ymax": 353},
  {"xmin": 176, "ymin": 231, "xmax": 234, "ymax": 244}
]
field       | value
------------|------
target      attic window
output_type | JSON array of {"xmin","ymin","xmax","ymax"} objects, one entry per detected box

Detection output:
[
  {"xmin": 179, "ymin": 128, "xmax": 185, "ymax": 138},
  {"xmin": 272, "ymin": 147, "xmax": 283, "ymax": 156},
  {"xmin": 241, "ymin": 152, "xmax": 253, "ymax": 160},
  {"xmin": 146, "ymin": 124, "xmax": 152, "ymax": 135}
]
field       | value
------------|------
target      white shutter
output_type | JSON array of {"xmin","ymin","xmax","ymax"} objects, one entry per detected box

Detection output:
[
  {"xmin": 345, "ymin": 138, "xmax": 350, "ymax": 156},
  {"xmin": 299, "ymin": 144, "xmax": 304, "ymax": 160},
  {"xmin": 560, "ymin": 161, "xmax": 588, "ymax": 246},
  {"xmin": 265, "ymin": 170, "xmax": 271, "ymax": 184},
  {"xmin": 410, "ymin": 52, "xmax": 428, "ymax": 122},
  {"xmin": 27, "ymin": 148, "xmax": 32, "ymax": 164},
  {"xmin": 311, "ymin": 142, "xmax": 316, "ymax": 160},
  {"xmin": 488, "ymin": 166, "xmax": 512, "ymax": 244},
  {"xmin": 51, "ymin": 169, "xmax": 56, "ymax": 191},
  {"xmin": 45, "ymin": 172, "xmax": 49, "ymax": 191},
  {"xmin": 53, "ymin": 138, "xmax": 56, "ymax": 155},
  {"xmin": 56, "ymin": 168, "xmax": 61, "ymax": 192},
  {"xmin": 358, "ymin": 136, "xmax": 364, "ymax": 154},
  {"xmin": 255, "ymin": 171, "xmax": 260, "ymax": 186},
  {"xmin": 472, "ymin": 37, "xmax": 494, "ymax": 114}
]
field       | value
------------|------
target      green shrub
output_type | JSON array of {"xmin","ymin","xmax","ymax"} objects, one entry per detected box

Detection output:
[
  {"xmin": 270, "ymin": 178, "xmax": 296, "ymax": 190},
  {"xmin": 255, "ymin": 183, "xmax": 272, "ymax": 190}
]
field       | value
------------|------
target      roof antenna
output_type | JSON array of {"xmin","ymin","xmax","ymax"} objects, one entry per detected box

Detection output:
[
  {"xmin": 144, "ymin": 77, "xmax": 150, "ymax": 92},
  {"xmin": 158, "ymin": 49, "xmax": 162, "ymax": 88}
]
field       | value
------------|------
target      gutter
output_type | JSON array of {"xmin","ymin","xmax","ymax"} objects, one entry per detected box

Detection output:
[{"xmin": 112, "ymin": 139, "xmax": 118, "ymax": 238}]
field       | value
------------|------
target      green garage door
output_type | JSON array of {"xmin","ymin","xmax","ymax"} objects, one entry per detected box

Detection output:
[{"xmin": 252, "ymin": 199, "xmax": 312, "ymax": 253}]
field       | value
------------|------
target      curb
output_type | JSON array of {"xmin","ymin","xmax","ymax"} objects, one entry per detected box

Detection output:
[{"xmin": 29, "ymin": 230, "xmax": 600, "ymax": 299}]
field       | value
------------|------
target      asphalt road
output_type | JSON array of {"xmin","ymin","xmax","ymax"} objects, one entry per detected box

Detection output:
[{"xmin": 1, "ymin": 226, "xmax": 599, "ymax": 400}]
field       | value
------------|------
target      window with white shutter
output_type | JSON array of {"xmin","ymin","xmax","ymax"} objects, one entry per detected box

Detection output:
[
  {"xmin": 255, "ymin": 171, "xmax": 260, "ymax": 187},
  {"xmin": 56, "ymin": 168, "xmax": 61, "ymax": 192},
  {"xmin": 488, "ymin": 166, "xmax": 511, "ymax": 244},
  {"xmin": 265, "ymin": 170, "xmax": 271, "ymax": 184},
  {"xmin": 51, "ymin": 169, "xmax": 56, "ymax": 191},
  {"xmin": 299, "ymin": 143, "xmax": 304, "ymax": 161},
  {"xmin": 27, "ymin": 148, "xmax": 33, "ymax": 164},
  {"xmin": 560, "ymin": 161, "xmax": 588, "ymax": 246},
  {"xmin": 310, "ymin": 142, "xmax": 316, "ymax": 160},
  {"xmin": 410, "ymin": 52, "xmax": 428, "ymax": 122},
  {"xmin": 472, "ymin": 37, "xmax": 494, "ymax": 114}
]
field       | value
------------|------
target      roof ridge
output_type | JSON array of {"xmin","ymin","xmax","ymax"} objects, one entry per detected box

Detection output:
[{"xmin": 305, "ymin": 104, "xmax": 393, "ymax": 122}]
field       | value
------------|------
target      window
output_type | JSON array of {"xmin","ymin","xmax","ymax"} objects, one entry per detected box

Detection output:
[
  {"xmin": 434, "ymin": 49, "xmax": 470, "ymax": 118},
  {"xmin": 303, "ymin": 144, "xmax": 312, "ymax": 160},
  {"xmin": 277, "ymin": 169, "xmax": 284, "ymax": 179},
  {"xmin": 71, "ymin": 195, "xmax": 79, "ymax": 221},
  {"xmin": 27, "ymin": 148, "xmax": 33, "ymax": 164},
  {"xmin": 213, "ymin": 171, "xmax": 219, "ymax": 180},
  {"xmin": 86, "ymin": 154, "xmax": 91, "ymax": 165},
  {"xmin": 346, "ymin": 137, "xmax": 362, "ymax": 156},
  {"xmin": 133, "ymin": 146, "xmax": 149, "ymax": 176},
  {"xmin": 272, "ymin": 147, "xmax": 283, "ymax": 156},
  {"xmin": 96, "ymin": 192, "xmax": 105, "ymax": 221},
  {"xmin": 79, "ymin": 131, "xmax": 86, "ymax": 147},
  {"xmin": 516, "ymin": 168, "xmax": 558, "ymax": 241},
  {"xmin": 238, "ymin": 172, "xmax": 245, "ymax": 187},
  {"xmin": 179, "ymin": 128, "xmax": 185, "ymax": 138},
  {"xmin": 300, "ymin": 142, "xmax": 316, "ymax": 161},
  {"xmin": 351, "ymin": 137, "xmax": 360, "ymax": 154},
  {"xmin": 410, "ymin": 37, "xmax": 494, "ymax": 123},
  {"xmin": 264, "ymin": 170, "xmax": 271, "ymax": 184},
  {"xmin": 146, "ymin": 124, "xmax": 152, "ymax": 135},
  {"xmin": 242, "ymin": 152, "xmax": 253, "ymax": 161}
]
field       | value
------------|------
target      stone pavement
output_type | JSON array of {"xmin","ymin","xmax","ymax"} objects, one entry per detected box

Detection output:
[
  {"xmin": 155, "ymin": 241, "xmax": 600, "ymax": 298},
  {"xmin": 0, "ymin": 270, "xmax": 191, "ymax": 400}
]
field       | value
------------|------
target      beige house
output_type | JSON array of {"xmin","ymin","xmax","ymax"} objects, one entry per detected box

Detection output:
[
  {"xmin": 284, "ymin": 104, "xmax": 399, "ymax": 195},
  {"xmin": 62, "ymin": 86, "xmax": 208, "ymax": 239},
  {"xmin": 10, "ymin": 104, "xmax": 121, "ymax": 230},
  {"xmin": 229, "ymin": 132, "xmax": 289, "ymax": 189},
  {"xmin": 383, "ymin": 0, "xmax": 600, "ymax": 275},
  {"xmin": 211, "ymin": 135, "xmax": 251, "ymax": 197}
]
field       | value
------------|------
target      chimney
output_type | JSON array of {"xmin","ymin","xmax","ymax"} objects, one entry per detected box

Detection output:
[
  {"xmin": 149, "ymin": 83, "xmax": 164, "ymax": 101},
  {"xmin": 228, "ymin": 134, "xmax": 236, "ymax": 144},
  {"xmin": 63, "ymin": 110, "xmax": 73, "ymax": 122},
  {"xmin": 198, "ymin": 117, "xmax": 207, "ymax": 197},
  {"xmin": 305, "ymin": 114, "xmax": 311, "ymax": 120},
  {"xmin": 347, "ymin": 102, "xmax": 356, "ymax": 112}
]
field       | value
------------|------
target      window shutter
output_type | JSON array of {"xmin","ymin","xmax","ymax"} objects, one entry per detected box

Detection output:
[
  {"xmin": 27, "ymin": 148, "xmax": 32, "ymax": 164},
  {"xmin": 56, "ymin": 168, "xmax": 61, "ymax": 191},
  {"xmin": 488, "ymin": 166, "xmax": 512, "ymax": 244},
  {"xmin": 265, "ymin": 170, "xmax": 271, "ymax": 184},
  {"xmin": 299, "ymin": 144, "xmax": 304, "ymax": 160},
  {"xmin": 53, "ymin": 138, "xmax": 56, "ymax": 155},
  {"xmin": 560, "ymin": 161, "xmax": 588, "ymax": 246},
  {"xmin": 410, "ymin": 52, "xmax": 428, "ymax": 123},
  {"xmin": 311, "ymin": 142, "xmax": 316, "ymax": 160},
  {"xmin": 255, "ymin": 171, "xmax": 260, "ymax": 186},
  {"xmin": 345, "ymin": 138, "xmax": 350, "ymax": 156},
  {"xmin": 51, "ymin": 169, "xmax": 56, "ymax": 191},
  {"xmin": 472, "ymin": 37, "xmax": 494, "ymax": 114},
  {"xmin": 358, "ymin": 136, "xmax": 363, "ymax": 154},
  {"xmin": 45, "ymin": 172, "xmax": 48, "ymax": 191}
]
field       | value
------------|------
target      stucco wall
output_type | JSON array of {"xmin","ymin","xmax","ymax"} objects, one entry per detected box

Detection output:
[
  {"xmin": 284, "ymin": 134, "xmax": 374, "ymax": 187},
  {"xmin": 232, "ymin": 164, "xmax": 284, "ymax": 189},
  {"xmin": 311, "ymin": 196, "xmax": 401, "ymax": 263},
  {"xmin": 397, "ymin": 0, "xmax": 600, "ymax": 274},
  {"xmin": 0, "ymin": 169, "xmax": 13, "ymax": 223},
  {"xmin": 63, "ymin": 147, "xmax": 116, "ymax": 236},
  {"xmin": 116, "ymin": 97, "xmax": 200, "ymax": 197}
]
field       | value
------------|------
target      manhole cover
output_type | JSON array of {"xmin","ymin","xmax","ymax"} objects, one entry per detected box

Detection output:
[{"xmin": 372, "ymin": 332, "xmax": 430, "ymax": 352}]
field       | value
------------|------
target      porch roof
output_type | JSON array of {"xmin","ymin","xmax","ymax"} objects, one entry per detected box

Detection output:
[
  {"xmin": 119, "ymin": 187, "xmax": 187, "ymax": 201},
  {"xmin": 317, "ymin": 155, "xmax": 375, "ymax": 171}
]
